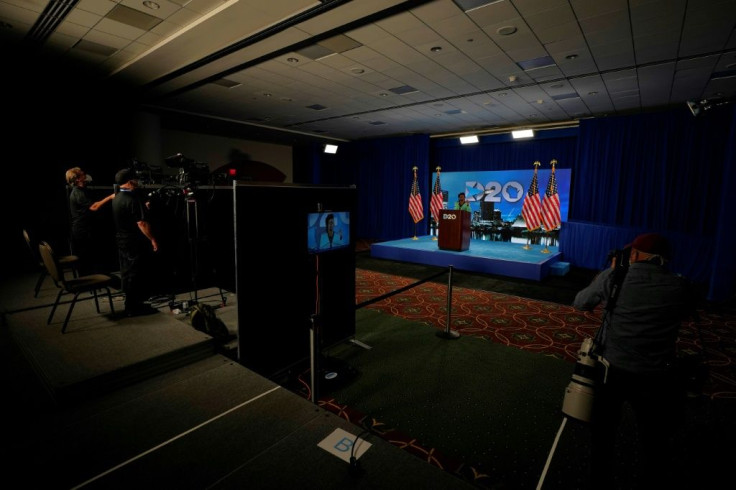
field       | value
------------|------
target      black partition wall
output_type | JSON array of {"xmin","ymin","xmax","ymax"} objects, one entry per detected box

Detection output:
[{"xmin": 234, "ymin": 182, "xmax": 357, "ymax": 378}]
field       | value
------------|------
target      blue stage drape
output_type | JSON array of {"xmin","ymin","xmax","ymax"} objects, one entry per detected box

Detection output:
[
  {"xmin": 563, "ymin": 105, "xmax": 735, "ymax": 301},
  {"xmin": 303, "ymin": 134, "xmax": 430, "ymax": 241},
  {"xmin": 305, "ymin": 106, "xmax": 735, "ymax": 301},
  {"xmin": 430, "ymin": 128, "xmax": 578, "ymax": 172}
]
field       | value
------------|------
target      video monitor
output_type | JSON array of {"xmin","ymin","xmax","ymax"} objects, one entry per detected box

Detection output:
[{"xmin": 307, "ymin": 211, "xmax": 350, "ymax": 253}]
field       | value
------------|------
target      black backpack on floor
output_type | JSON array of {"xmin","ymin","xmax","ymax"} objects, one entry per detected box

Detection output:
[{"xmin": 189, "ymin": 303, "xmax": 230, "ymax": 341}]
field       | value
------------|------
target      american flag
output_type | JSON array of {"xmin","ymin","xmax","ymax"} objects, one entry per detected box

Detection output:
[
  {"xmin": 521, "ymin": 163, "xmax": 543, "ymax": 231},
  {"xmin": 541, "ymin": 162, "xmax": 561, "ymax": 231},
  {"xmin": 408, "ymin": 168, "xmax": 424, "ymax": 223},
  {"xmin": 430, "ymin": 168, "xmax": 443, "ymax": 222}
]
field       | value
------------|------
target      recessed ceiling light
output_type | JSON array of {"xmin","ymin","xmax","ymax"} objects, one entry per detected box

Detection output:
[
  {"xmin": 588, "ymin": 91, "xmax": 598, "ymax": 96},
  {"xmin": 351, "ymin": 68, "xmax": 365, "ymax": 74},
  {"xmin": 143, "ymin": 1, "xmax": 160, "ymax": 9},
  {"xmin": 550, "ymin": 83, "xmax": 564, "ymax": 89},
  {"xmin": 497, "ymin": 92, "xmax": 508, "ymax": 97},
  {"xmin": 497, "ymin": 26, "xmax": 517, "ymax": 36},
  {"xmin": 566, "ymin": 54, "xmax": 578, "ymax": 60},
  {"xmin": 430, "ymin": 46, "xmax": 442, "ymax": 52},
  {"xmin": 287, "ymin": 57, "xmax": 299, "ymax": 63},
  {"xmin": 379, "ymin": 93, "xmax": 389, "ymax": 97}
]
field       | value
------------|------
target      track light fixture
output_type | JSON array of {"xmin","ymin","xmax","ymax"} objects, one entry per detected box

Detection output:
[
  {"xmin": 460, "ymin": 135, "xmax": 479, "ymax": 144},
  {"xmin": 512, "ymin": 129, "xmax": 534, "ymax": 139},
  {"xmin": 687, "ymin": 98, "xmax": 733, "ymax": 117}
]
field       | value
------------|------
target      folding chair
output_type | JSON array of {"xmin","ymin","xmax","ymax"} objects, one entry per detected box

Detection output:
[
  {"xmin": 23, "ymin": 229, "xmax": 78, "ymax": 297},
  {"xmin": 38, "ymin": 241, "xmax": 116, "ymax": 333}
]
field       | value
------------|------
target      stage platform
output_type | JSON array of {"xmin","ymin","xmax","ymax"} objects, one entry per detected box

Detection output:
[{"xmin": 370, "ymin": 235, "xmax": 563, "ymax": 281}]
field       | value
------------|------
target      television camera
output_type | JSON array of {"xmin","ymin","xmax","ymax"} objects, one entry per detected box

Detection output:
[
  {"xmin": 561, "ymin": 337, "xmax": 609, "ymax": 422},
  {"xmin": 165, "ymin": 153, "xmax": 210, "ymax": 186}
]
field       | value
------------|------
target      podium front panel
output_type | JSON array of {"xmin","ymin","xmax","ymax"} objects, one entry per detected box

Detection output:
[{"xmin": 438, "ymin": 210, "xmax": 470, "ymax": 251}]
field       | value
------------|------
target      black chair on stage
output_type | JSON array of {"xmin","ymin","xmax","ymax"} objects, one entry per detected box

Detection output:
[
  {"xmin": 38, "ymin": 241, "xmax": 116, "ymax": 333},
  {"xmin": 23, "ymin": 229, "xmax": 79, "ymax": 297}
]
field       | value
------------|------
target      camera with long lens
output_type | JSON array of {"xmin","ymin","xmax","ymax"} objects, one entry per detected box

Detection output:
[
  {"xmin": 561, "ymin": 337, "xmax": 609, "ymax": 422},
  {"xmin": 606, "ymin": 246, "xmax": 631, "ymax": 270}
]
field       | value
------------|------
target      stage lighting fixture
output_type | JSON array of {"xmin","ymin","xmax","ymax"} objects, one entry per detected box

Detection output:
[
  {"xmin": 460, "ymin": 135, "xmax": 479, "ymax": 144},
  {"xmin": 512, "ymin": 129, "xmax": 534, "ymax": 139},
  {"xmin": 324, "ymin": 144, "xmax": 338, "ymax": 154}
]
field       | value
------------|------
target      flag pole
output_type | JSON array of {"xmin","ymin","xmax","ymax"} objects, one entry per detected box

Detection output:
[
  {"xmin": 522, "ymin": 160, "xmax": 542, "ymax": 250},
  {"xmin": 413, "ymin": 221, "xmax": 418, "ymax": 240},
  {"xmin": 540, "ymin": 159, "xmax": 557, "ymax": 254},
  {"xmin": 431, "ymin": 166, "xmax": 441, "ymax": 241}
]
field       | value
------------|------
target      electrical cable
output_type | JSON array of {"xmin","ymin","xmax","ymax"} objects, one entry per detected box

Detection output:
[{"xmin": 349, "ymin": 428, "xmax": 372, "ymax": 476}]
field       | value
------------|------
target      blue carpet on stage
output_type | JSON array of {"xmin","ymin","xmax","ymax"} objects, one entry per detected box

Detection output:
[{"xmin": 370, "ymin": 236, "xmax": 563, "ymax": 281}]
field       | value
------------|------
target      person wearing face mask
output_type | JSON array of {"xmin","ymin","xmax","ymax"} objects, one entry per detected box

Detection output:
[{"xmin": 65, "ymin": 167, "xmax": 115, "ymax": 275}]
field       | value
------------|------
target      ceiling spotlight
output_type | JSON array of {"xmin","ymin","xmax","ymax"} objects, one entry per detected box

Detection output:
[
  {"xmin": 687, "ymin": 99, "xmax": 715, "ymax": 117},
  {"xmin": 324, "ymin": 144, "xmax": 338, "ymax": 154},
  {"xmin": 143, "ymin": 1, "xmax": 160, "ymax": 9},
  {"xmin": 460, "ymin": 135, "xmax": 479, "ymax": 144},
  {"xmin": 431, "ymin": 46, "xmax": 442, "ymax": 52},
  {"xmin": 287, "ymin": 57, "xmax": 299, "ymax": 63},
  {"xmin": 512, "ymin": 129, "xmax": 534, "ymax": 139}
]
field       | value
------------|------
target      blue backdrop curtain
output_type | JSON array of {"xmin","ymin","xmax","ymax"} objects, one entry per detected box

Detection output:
[
  {"xmin": 430, "ymin": 128, "xmax": 578, "ymax": 172},
  {"xmin": 305, "ymin": 134, "xmax": 430, "ymax": 242},
  {"xmin": 302, "ymin": 106, "xmax": 734, "ymax": 301},
  {"xmin": 562, "ymin": 105, "xmax": 736, "ymax": 301}
]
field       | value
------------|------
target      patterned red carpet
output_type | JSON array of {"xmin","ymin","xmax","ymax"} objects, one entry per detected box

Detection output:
[
  {"xmin": 354, "ymin": 268, "xmax": 736, "ymax": 399},
  {"xmin": 305, "ymin": 268, "xmax": 736, "ymax": 488}
]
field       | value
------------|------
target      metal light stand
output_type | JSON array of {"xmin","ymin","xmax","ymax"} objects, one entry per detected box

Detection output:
[
  {"xmin": 436, "ymin": 265, "xmax": 460, "ymax": 339},
  {"xmin": 309, "ymin": 252, "xmax": 323, "ymax": 404},
  {"xmin": 309, "ymin": 313, "xmax": 321, "ymax": 404},
  {"xmin": 185, "ymin": 187, "xmax": 200, "ymax": 305}
]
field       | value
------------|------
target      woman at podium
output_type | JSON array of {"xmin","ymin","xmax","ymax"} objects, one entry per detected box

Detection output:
[{"xmin": 454, "ymin": 192, "xmax": 471, "ymax": 212}]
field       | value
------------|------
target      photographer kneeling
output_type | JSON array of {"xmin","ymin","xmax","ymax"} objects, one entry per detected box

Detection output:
[{"xmin": 573, "ymin": 233, "xmax": 696, "ymax": 489}]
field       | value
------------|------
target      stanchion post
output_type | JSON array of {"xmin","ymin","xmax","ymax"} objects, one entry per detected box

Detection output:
[{"xmin": 437, "ymin": 265, "xmax": 460, "ymax": 339}]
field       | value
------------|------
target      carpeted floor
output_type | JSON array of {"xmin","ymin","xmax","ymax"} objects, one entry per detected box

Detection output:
[{"xmin": 281, "ymin": 250, "xmax": 736, "ymax": 489}]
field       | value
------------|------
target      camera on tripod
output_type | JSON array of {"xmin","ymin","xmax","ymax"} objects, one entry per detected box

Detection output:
[{"xmin": 561, "ymin": 337, "xmax": 609, "ymax": 422}]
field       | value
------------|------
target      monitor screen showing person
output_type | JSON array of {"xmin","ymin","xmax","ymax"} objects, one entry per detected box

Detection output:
[{"xmin": 307, "ymin": 211, "xmax": 350, "ymax": 253}]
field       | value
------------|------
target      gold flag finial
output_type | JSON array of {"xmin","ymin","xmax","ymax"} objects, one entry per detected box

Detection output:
[
  {"xmin": 436, "ymin": 166, "xmax": 441, "ymax": 172},
  {"xmin": 550, "ymin": 159, "xmax": 557, "ymax": 168},
  {"xmin": 533, "ymin": 160, "xmax": 541, "ymax": 168},
  {"xmin": 412, "ymin": 165, "xmax": 418, "ymax": 172}
]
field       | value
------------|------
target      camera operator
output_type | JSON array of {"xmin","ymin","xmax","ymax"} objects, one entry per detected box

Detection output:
[
  {"xmin": 112, "ymin": 168, "xmax": 159, "ymax": 317},
  {"xmin": 573, "ymin": 232, "xmax": 696, "ymax": 489}
]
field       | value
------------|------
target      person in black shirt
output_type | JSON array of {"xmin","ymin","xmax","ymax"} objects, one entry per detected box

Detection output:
[
  {"xmin": 112, "ymin": 168, "xmax": 159, "ymax": 317},
  {"xmin": 65, "ymin": 167, "xmax": 115, "ymax": 275}
]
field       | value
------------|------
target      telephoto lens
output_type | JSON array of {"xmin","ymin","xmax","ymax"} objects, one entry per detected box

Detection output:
[{"xmin": 562, "ymin": 338, "xmax": 598, "ymax": 422}]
